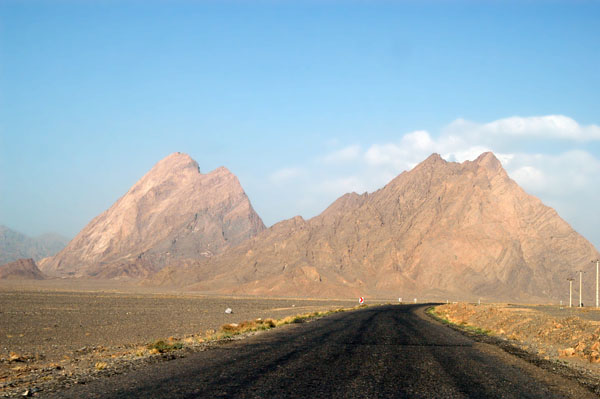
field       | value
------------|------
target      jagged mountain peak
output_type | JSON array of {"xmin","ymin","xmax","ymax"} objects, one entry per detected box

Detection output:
[
  {"xmin": 150, "ymin": 152, "xmax": 199, "ymax": 175},
  {"xmin": 470, "ymin": 151, "xmax": 505, "ymax": 176},
  {"xmin": 422, "ymin": 152, "xmax": 445, "ymax": 164},
  {"xmin": 474, "ymin": 151, "xmax": 499, "ymax": 165},
  {"xmin": 210, "ymin": 165, "xmax": 233, "ymax": 176},
  {"xmin": 153, "ymin": 153, "xmax": 233, "ymax": 178},
  {"xmin": 40, "ymin": 153, "xmax": 265, "ymax": 278},
  {"xmin": 409, "ymin": 153, "xmax": 447, "ymax": 174}
]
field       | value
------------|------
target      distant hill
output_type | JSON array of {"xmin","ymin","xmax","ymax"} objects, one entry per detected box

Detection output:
[
  {"xmin": 0, "ymin": 226, "xmax": 69, "ymax": 265},
  {"xmin": 0, "ymin": 258, "xmax": 46, "ymax": 280},
  {"xmin": 146, "ymin": 152, "xmax": 599, "ymax": 302},
  {"xmin": 39, "ymin": 152, "xmax": 265, "ymax": 278}
]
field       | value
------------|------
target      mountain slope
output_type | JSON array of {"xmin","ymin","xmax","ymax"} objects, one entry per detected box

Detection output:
[
  {"xmin": 0, "ymin": 226, "xmax": 68, "ymax": 264},
  {"xmin": 148, "ymin": 152, "xmax": 599, "ymax": 301},
  {"xmin": 40, "ymin": 153, "xmax": 265, "ymax": 278},
  {"xmin": 0, "ymin": 258, "xmax": 46, "ymax": 280}
]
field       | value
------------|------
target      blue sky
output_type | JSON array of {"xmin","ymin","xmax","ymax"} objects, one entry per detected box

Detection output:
[{"xmin": 1, "ymin": 1, "xmax": 599, "ymax": 249}]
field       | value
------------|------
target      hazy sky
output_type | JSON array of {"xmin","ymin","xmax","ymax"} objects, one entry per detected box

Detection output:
[{"xmin": 1, "ymin": 1, "xmax": 599, "ymax": 249}]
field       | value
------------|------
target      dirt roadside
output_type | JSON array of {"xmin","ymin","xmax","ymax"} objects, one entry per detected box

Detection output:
[{"xmin": 429, "ymin": 303, "xmax": 600, "ymax": 395}]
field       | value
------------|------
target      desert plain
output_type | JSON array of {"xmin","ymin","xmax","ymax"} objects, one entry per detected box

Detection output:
[
  {"xmin": 5, "ymin": 283, "xmax": 600, "ymax": 397},
  {"xmin": 0, "ymin": 280, "xmax": 364, "ymax": 397}
]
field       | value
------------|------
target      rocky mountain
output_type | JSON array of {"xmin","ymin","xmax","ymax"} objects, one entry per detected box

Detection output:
[
  {"xmin": 0, "ymin": 226, "xmax": 68, "ymax": 265},
  {"xmin": 147, "ymin": 152, "xmax": 599, "ymax": 302},
  {"xmin": 0, "ymin": 258, "xmax": 46, "ymax": 280},
  {"xmin": 39, "ymin": 152, "xmax": 265, "ymax": 278}
]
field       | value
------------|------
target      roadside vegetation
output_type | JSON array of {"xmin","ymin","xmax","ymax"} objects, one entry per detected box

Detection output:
[
  {"xmin": 152, "ymin": 306, "xmax": 365, "ymax": 347},
  {"xmin": 426, "ymin": 306, "xmax": 492, "ymax": 336},
  {"xmin": 103, "ymin": 306, "xmax": 367, "ymax": 361},
  {"xmin": 146, "ymin": 339, "xmax": 184, "ymax": 354}
]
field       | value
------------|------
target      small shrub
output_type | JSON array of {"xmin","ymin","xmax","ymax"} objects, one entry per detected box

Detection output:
[
  {"xmin": 95, "ymin": 362, "xmax": 108, "ymax": 370},
  {"xmin": 221, "ymin": 323, "xmax": 243, "ymax": 334},
  {"xmin": 217, "ymin": 332, "xmax": 234, "ymax": 340},
  {"xmin": 204, "ymin": 306, "xmax": 357, "ymax": 342},
  {"xmin": 255, "ymin": 318, "xmax": 276, "ymax": 330},
  {"xmin": 146, "ymin": 340, "xmax": 183, "ymax": 353}
]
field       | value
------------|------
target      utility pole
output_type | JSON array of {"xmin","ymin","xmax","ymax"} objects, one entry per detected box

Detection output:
[
  {"xmin": 579, "ymin": 270, "xmax": 584, "ymax": 307},
  {"xmin": 593, "ymin": 259, "xmax": 600, "ymax": 308},
  {"xmin": 568, "ymin": 278, "xmax": 574, "ymax": 308}
]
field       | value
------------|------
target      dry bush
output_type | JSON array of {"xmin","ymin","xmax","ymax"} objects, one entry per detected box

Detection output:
[
  {"xmin": 219, "ymin": 317, "xmax": 279, "ymax": 337},
  {"xmin": 94, "ymin": 362, "xmax": 108, "ymax": 370},
  {"xmin": 146, "ymin": 340, "xmax": 183, "ymax": 353},
  {"xmin": 221, "ymin": 322, "xmax": 244, "ymax": 333},
  {"xmin": 9, "ymin": 352, "xmax": 27, "ymax": 363}
]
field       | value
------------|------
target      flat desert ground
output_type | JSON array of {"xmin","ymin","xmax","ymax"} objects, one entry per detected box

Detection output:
[
  {"xmin": 0, "ymin": 281, "xmax": 362, "ymax": 364},
  {"xmin": 0, "ymin": 280, "xmax": 374, "ymax": 396}
]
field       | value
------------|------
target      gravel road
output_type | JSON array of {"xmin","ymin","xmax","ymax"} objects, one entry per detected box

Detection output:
[{"xmin": 43, "ymin": 304, "xmax": 596, "ymax": 398}]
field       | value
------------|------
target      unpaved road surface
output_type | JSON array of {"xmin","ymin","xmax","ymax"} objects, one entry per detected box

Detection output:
[{"xmin": 44, "ymin": 304, "xmax": 596, "ymax": 398}]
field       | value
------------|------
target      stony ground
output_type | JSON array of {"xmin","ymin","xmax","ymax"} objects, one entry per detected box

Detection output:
[
  {"xmin": 433, "ymin": 303, "xmax": 600, "ymax": 374},
  {"xmin": 0, "ymin": 288, "xmax": 361, "ymax": 397}
]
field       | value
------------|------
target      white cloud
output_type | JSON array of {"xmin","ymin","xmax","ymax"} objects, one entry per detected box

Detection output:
[
  {"xmin": 501, "ymin": 150, "xmax": 600, "ymax": 248},
  {"xmin": 266, "ymin": 114, "xmax": 600, "ymax": 248},
  {"xmin": 442, "ymin": 146, "xmax": 492, "ymax": 163},
  {"xmin": 365, "ymin": 143, "xmax": 406, "ymax": 167},
  {"xmin": 510, "ymin": 165, "xmax": 548, "ymax": 193},
  {"xmin": 505, "ymin": 150, "xmax": 600, "ymax": 195},
  {"xmin": 446, "ymin": 115, "xmax": 600, "ymax": 142},
  {"xmin": 364, "ymin": 130, "xmax": 438, "ymax": 171},
  {"xmin": 402, "ymin": 130, "xmax": 436, "ymax": 151}
]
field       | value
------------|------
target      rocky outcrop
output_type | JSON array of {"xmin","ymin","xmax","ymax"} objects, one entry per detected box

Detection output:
[
  {"xmin": 147, "ymin": 152, "xmax": 599, "ymax": 301},
  {"xmin": 39, "ymin": 153, "xmax": 265, "ymax": 278},
  {"xmin": 0, "ymin": 258, "xmax": 46, "ymax": 280}
]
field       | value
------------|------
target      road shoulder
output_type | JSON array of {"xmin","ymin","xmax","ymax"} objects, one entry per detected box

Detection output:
[{"xmin": 422, "ymin": 304, "xmax": 600, "ymax": 396}]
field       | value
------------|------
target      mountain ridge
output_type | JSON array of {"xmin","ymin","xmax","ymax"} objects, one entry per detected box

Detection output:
[
  {"xmin": 0, "ymin": 226, "xmax": 69, "ymax": 265},
  {"xmin": 145, "ymin": 152, "xmax": 599, "ymax": 301}
]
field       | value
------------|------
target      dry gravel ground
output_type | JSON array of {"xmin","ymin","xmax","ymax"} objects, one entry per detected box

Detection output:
[
  {"xmin": 433, "ymin": 303, "xmax": 600, "ymax": 376},
  {"xmin": 0, "ymin": 285, "xmax": 363, "ymax": 397}
]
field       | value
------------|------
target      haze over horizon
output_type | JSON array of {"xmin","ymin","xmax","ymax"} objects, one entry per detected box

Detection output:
[{"xmin": 1, "ymin": 1, "xmax": 599, "ymax": 249}]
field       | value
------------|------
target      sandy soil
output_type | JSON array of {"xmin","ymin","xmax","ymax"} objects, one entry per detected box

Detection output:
[{"xmin": 0, "ymin": 282, "xmax": 365, "ymax": 397}]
